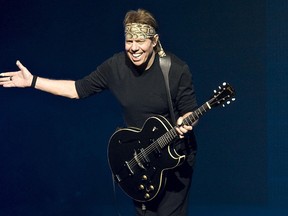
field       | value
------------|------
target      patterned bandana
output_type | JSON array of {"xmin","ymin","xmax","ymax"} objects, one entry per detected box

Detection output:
[
  {"xmin": 125, "ymin": 22, "xmax": 166, "ymax": 57},
  {"xmin": 125, "ymin": 23, "xmax": 156, "ymax": 39}
]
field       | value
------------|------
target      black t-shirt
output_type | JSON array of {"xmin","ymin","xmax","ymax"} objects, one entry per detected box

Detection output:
[{"xmin": 75, "ymin": 52, "xmax": 197, "ymax": 128}]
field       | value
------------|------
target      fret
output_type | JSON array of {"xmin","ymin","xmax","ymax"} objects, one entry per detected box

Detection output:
[
  {"xmin": 157, "ymin": 129, "xmax": 177, "ymax": 149},
  {"xmin": 158, "ymin": 136, "xmax": 165, "ymax": 148},
  {"xmin": 191, "ymin": 112, "xmax": 198, "ymax": 121},
  {"xmin": 200, "ymin": 105, "xmax": 206, "ymax": 113},
  {"xmin": 188, "ymin": 115, "xmax": 195, "ymax": 125},
  {"xmin": 195, "ymin": 111, "xmax": 199, "ymax": 118},
  {"xmin": 183, "ymin": 118, "xmax": 190, "ymax": 126},
  {"xmin": 197, "ymin": 108, "xmax": 203, "ymax": 116}
]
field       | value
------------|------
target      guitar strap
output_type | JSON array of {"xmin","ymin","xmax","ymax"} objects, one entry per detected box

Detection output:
[{"xmin": 159, "ymin": 54, "xmax": 176, "ymax": 125}]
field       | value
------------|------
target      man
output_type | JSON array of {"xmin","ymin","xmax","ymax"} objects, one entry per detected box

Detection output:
[{"xmin": 1, "ymin": 9, "xmax": 198, "ymax": 216}]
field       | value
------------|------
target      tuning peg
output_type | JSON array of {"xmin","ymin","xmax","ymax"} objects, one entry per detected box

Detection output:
[{"xmin": 223, "ymin": 82, "xmax": 227, "ymax": 86}]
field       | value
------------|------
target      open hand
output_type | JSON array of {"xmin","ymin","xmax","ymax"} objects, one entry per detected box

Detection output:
[{"xmin": 0, "ymin": 61, "xmax": 33, "ymax": 88}]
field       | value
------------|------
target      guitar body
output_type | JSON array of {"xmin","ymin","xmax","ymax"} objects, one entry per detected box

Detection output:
[
  {"xmin": 108, "ymin": 115, "xmax": 185, "ymax": 202},
  {"xmin": 107, "ymin": 82, "xmax": 236, "ymax": 202}
]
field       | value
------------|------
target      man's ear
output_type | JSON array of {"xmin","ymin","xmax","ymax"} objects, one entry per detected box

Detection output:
[{"xmin": 152, "ymin": 34, "xmax": 159, "ymax": 47}]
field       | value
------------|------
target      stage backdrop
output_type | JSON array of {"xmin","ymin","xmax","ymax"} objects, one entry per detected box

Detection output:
[{"xmin": 0, "ymin": 0, "xmax": 287, "ymax": 215}]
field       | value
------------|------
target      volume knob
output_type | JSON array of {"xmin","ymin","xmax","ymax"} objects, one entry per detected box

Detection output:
[{"xmin": 144, "ymin": 193, "xmax": 150, "ymax": 199}]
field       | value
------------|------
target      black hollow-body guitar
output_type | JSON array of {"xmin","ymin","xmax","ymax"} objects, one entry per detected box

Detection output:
[{"xmin": 108, "ymin": 82, "xmax": 235, "ymax": 202}]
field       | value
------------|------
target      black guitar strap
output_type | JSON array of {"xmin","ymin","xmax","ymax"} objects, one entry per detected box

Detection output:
[{"xmin": 159, "ymin": 55, "xmax": 176, "ymax": 125}]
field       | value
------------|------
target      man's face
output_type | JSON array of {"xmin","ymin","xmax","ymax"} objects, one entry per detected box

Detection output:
[{"xmin": 125, "ymin": 36, "xmax": 157, "ymax": 69}]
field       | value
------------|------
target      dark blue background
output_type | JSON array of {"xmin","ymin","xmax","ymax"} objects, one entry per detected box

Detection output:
[{"xmin": 0, "ymin": 0, "xmax": 287, "ymax": 215}]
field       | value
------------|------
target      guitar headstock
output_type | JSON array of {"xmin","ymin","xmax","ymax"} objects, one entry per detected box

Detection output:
[{"xmin": 209, "ymin": 82, "xmax": 236, "ymax": 108}]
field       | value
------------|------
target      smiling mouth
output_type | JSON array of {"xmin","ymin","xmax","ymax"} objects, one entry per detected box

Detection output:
[{"xmin": 131, "ymin": 53, "xmax": 143, "ymax": 59}]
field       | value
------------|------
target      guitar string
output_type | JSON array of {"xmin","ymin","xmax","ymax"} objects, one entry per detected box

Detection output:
[
  {"xmin": 128, "ymin": 127, "xmax": 180, "ymax": 169},
  {"xmin": 126, "ymin": 121, "xmax": 185, "ymax": 169},
  {"xmin": 127, "ymin": 127, "xmax": 177, "ymax": 169}
]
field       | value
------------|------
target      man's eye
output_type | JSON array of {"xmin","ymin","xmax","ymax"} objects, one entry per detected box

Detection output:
[
  {"xmin": 125, "ymin": 39, "xmax": 146, "ymax": 45},
  {"xmin": 136, "ymin": 40, "xmax": 145, "ymax": 44}
]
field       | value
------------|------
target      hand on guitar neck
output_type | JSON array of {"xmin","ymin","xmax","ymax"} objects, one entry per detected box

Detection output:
[{"xmin": 176, "ymin": 112, "xmax": 198, "ymax": 139}]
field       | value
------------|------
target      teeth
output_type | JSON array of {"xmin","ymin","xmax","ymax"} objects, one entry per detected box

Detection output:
[{"xmin": 133, "ymin": 53, "xmax": 142, "ymax": 58}]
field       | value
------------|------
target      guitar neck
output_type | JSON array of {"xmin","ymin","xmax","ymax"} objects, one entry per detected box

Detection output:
[
  {"xmin": 182, "ymin": 101, "xmax": 211, "ymax": 126},
  {"xmin": 157, "ymin": 101, "xmax": 211, "ymax": 149}
]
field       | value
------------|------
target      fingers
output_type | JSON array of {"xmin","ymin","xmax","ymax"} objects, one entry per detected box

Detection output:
[
  {"xmin": 0, "ymin": 75, "xmax": 13, "ymax": 87},
  {"xmin": 0, "ymin": 72, "xmax": 18, "ymax": 87},
  {"xmin": 1, "ymin": 77, "xmax": 14, "ymax": 88},
  {"xmin": 0, "ymin": 76, "xmax": 13, "ymax": 82},
  {"xmin": 16, "ymin": 60, "xmax": 26, "ymax": 70},
  {"xmin": 0, "ymin": 61, "xmax": 22, "ymax": 87},
  {"xmin": 0, "ymin": 82, "xmax": 15, "ymax": 88},
  {"xmin": 176, "ymin": 117, "xmax": 193, "ymax": 139},
  {"xmin": 176, "ymin": 125, "xmax": 192, "ymax": 137},
  {"xmin": 1, "ymin": 61, "xmax": 22, "ymax": 76},
  {"xmin": 0, "ymin": 61, "xmax": 25, "ymax": 76},
  {"xmin": 0, "ymin": 71, "xmax": 19, "ymax": 77}
]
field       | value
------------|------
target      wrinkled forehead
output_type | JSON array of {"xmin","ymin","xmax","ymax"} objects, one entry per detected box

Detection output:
[{"xmin": 125, "ymin": 23, "xmax": 156, "ymax": 40}]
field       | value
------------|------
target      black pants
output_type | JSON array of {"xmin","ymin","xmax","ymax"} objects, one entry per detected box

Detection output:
[{"xmin": 134, "ymin": 151, "xmax": 196, "ymax": 216}]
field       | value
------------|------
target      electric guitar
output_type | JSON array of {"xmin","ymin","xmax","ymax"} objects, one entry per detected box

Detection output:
[{"xmin": 108, "ymin": 82, "xmax": 235, "ymax": 202}]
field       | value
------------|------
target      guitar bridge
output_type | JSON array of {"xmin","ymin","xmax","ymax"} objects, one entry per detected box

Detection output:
[{"xmin": 125, "ymin": 161, "xmax": 134, "ymax": 175}]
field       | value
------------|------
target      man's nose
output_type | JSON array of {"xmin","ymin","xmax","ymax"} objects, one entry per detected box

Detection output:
[{"xmin": 131, "ymin": 41, "xmax": 139, "ymax": 51}]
